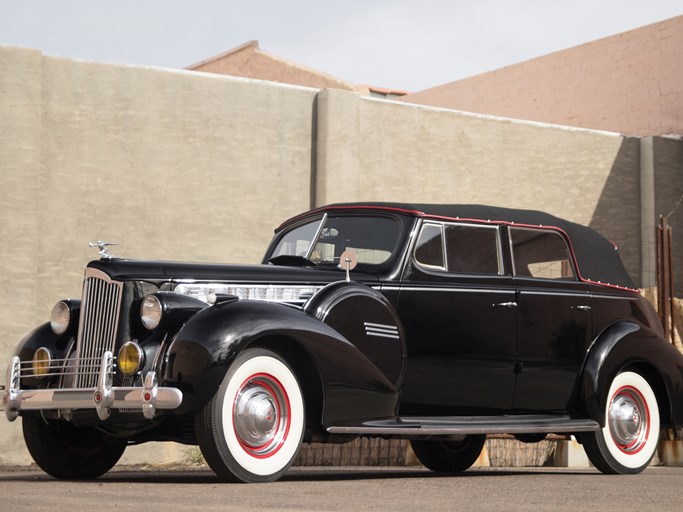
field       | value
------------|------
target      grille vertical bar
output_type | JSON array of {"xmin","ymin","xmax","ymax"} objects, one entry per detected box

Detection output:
[{"xmin": 75, "ymin": 268, "xmax": 123, "ymax": 388}]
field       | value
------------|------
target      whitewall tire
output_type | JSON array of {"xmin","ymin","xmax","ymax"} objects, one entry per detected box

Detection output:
[
  {"xmin": 196, "ymin": 348, "xmax": 305, "ymax": 482},
  {"xmin": 582, "ymin": 371, "xmax": 660, "ymax": 474}
]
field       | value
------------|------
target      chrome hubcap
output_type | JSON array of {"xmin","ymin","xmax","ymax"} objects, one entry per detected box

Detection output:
[
  {"xmin": 608, "ymin": 386, "xmax": 649, "ymax": 453},
  {"xmin": 233, "ymin": 374, "xmax": 289, "ymax": 457}
]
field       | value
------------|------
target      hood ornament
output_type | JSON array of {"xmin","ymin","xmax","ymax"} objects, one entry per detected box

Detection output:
[{"xmin": 89, "ymin": 241, "xmax": 119, "ymax": 260}]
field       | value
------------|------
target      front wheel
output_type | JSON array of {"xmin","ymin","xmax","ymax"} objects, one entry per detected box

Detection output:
[
  {"xmin": 580, "ymin": 371, "xmax": 660, "ymax": 474},
  {"xmin": 195, "ymin": 348, "xmax": 305, "ymax": 483},
  {"xmin": 22, "ymin": 415, "xmax": 126, "ymax": 479},
  {"xmin": 411, "ymin": 435, "xmax": 486, "ymax": 472}
]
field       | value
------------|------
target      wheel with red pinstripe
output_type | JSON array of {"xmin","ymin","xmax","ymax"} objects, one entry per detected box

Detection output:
[
  {"xmin": 581, "ymin": 371, "xmax": 660, "ymax": 474},
  {"xmin": 195, "ymin": 348, "xmax": 305, "ymax": 482}
]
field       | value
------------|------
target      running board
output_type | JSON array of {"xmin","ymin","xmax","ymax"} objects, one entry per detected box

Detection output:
[{"xmin": 327, "ymin": 415, "xmax": 600, "ymax": 436}]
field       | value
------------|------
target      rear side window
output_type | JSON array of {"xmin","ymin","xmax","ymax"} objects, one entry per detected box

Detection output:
[
  {"xmin": 510, "ymin": 227, "xmax": 576, "ymax": 280},
  {"xmin": 414, "ymin": 222, "xmax": 501, "ymax": 275},
  {"xmin": 445, "ymin": 224, "xmax": 500, "ymax": 274}
]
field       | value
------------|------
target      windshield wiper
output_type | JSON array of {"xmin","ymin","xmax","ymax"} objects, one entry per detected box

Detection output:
[{"xmin": 268, "ymin": 255, "xmax": 317, "ymax": 267}]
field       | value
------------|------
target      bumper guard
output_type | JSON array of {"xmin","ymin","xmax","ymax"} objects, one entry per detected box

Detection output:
[{"xmin": 2, "ymin": 352, "xmax": 182, "ymax": 422}]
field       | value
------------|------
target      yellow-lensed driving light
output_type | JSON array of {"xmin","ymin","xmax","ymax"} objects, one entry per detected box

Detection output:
[
  {"xmin": 140, "ymin": 295, "xmax": 162, "ymax": 330},
  {"xmin": 50, "ymin": 301, "xmax": 70, "ymax": 334},
  {"xmin": 32, "ymin": 347, "xmax": 52, "ymax": 377},
  {"xmin": 118, "ymin": 342, "xmax": 144, "ymax": 376}
]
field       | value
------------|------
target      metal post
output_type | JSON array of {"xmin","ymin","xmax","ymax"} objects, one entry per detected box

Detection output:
[{"xmin": 656, "ymin": 215, "xmax": 674, "ymax": 344}]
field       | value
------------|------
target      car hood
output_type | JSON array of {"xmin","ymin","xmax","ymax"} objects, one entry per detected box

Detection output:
[{"xmin": 87, "ymin": 258, "xmax": 378, "ymax": 285}]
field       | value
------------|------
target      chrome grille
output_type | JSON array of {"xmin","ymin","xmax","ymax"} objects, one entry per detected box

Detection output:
[{"xmin": 75, "ymin": 268, "xmax": 123, "ymax": 388}]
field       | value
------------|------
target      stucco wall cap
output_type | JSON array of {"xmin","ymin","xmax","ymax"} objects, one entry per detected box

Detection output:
[{"xmin": 362, "ymin": 94, "xmax": 626, "ymax": 138}]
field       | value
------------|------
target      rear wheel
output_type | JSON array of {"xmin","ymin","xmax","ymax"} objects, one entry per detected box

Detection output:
[
  {"xmin": 411, "ymin": 435, "xmax": 486, "ymax": 472},
  {"xmin": 22, "ymin": 415, "xmax": 126, "ymax": 479},
  {"xmin": 195, "ymin": 348, "xmax": 305, "ymax": 483},
  {"xmin": 581, "ymin": 371, "xmax": 660, "ymax": 474}
]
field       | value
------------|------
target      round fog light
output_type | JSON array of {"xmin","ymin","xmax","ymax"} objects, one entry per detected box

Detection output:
[
  {"xmin": 118, "ymin": 342, "xmax": 144, "ymax": 376},
  {"xmin": 33, "ymin": 347, "xmax": 52, "ymax": 377}
]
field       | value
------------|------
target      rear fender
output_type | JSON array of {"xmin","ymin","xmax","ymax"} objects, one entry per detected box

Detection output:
[
  {"xmin": 164, "ymin": 299, "xmax": 398, "ymax": 423},
  {"xmin": 580, "ymin": 320, "xmax": 683, "ymax": 427}
]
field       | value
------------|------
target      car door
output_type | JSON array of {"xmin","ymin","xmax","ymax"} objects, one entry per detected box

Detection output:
[
  {"xmin": 395, "ymin": 221, "xmax": 517, "ymax": 416},
  {"xmin": 509, "ymin": 226, "xmax": 592, "ymax": 413}
]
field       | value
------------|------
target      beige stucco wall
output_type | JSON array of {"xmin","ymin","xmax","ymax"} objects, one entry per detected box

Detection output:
[
  {"xmin": 0, "ymin": 47, "xmax": 43, "ymax": 466},
  {"xmin": 0, "ymin": 45, "xmax": 316, "ymax": 464},
  {"xmin": 315, "ymin": 89, "xmax": 641, "ymax": 280},
  {"xmin": 0, "ymin": 46, "xmax": 678, "ymax": 466}
]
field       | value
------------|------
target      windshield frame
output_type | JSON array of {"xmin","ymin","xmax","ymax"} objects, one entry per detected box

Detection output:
[{"xmin": 263, "ymin": 211, "xmax": 411, "ymax": 275}]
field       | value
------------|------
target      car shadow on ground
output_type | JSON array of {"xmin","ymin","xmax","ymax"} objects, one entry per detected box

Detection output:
[{"xmin": 0, "ymin": 465, "xmax": 599, "ymax": 484}]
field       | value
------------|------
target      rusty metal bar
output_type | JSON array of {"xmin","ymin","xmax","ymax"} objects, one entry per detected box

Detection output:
[{"xmin": 668, "ymin": 224, "xmax": 675, "ymax": 343}]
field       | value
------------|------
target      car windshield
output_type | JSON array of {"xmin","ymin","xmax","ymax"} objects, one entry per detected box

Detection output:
[{"xmin": 270, "ymin": 215, "xmax": 401, "ymax": 267}]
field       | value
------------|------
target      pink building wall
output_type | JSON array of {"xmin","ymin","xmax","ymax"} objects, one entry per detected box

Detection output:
[
  {"xmin": 188, "ymin": 41, "xmax": 369, "ymax": 95},
  {"xmin": 401, "ymin": 16, "xmax": 683, "ymax": 137}
]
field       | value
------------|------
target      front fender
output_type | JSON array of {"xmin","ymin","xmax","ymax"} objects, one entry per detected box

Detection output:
[
  {"xmin": 164, "ymin": 299, "xmax": 398, "ymax": 423},
  {"xmin": 304, "ymin": 281, "xmax": 406, "ymax": 388},
  {"xmin": 581, "ymin": 320, "xmax": 683, "ymax": 426},
  {"xmin": 11, "ymin": 323, "xmax": 76, "ymax": 389}
]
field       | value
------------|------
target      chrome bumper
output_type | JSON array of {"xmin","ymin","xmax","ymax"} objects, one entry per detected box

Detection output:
[{"xmin": 2, "ymin": 352, "xmax": 183, "ymax": 422}]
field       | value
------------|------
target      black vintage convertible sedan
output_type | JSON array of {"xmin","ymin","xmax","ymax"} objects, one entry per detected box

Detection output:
[{"xmin": 3, "ymin": 203, "xmax": 682, "ymax": 482}]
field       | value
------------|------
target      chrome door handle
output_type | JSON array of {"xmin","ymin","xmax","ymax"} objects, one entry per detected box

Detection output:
[
  {"xmin": 573, "ymin": 305, "xmax": 592, "ymax": 311},
  {"xmin": 493, "ymin": 302, "xmax": 518, "ymax": 308}
]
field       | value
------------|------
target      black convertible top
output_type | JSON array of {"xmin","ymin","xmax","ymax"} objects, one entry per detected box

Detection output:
[{"xmin": 302, "ymin": 202, "xmax": 636, "ymax": 290}]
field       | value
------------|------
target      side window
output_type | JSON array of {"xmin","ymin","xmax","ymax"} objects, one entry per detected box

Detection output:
[
  {"xmin": 444, "ymin": 225, "xmax": 501, "ymax": 274},
  {"xmin": 414, "ymin": 223, "xmax": 445, "ymax": 269},
  {"xmin": 271, "ymin": 218, "xmax": 322, "ymax": 258},
  {"xmin": 510, "ymin": 227, "xmax": 576, "ymax": 280}
]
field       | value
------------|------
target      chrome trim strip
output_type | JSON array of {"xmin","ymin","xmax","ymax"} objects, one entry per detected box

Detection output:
[
  {"xmin": 364, "ymin": 322, "xmax": 397, "ymax": 331},
  {"xmin": 173, "ymin": 283, "xmax": 323, "ymax": 304},
  {"xmin": 588, "ymin": 294, "xmax": 637, "ymax": 301},
  {"xmin": 364, "ymin": 322, "xmax": 400, "ymax": 339},
  {"xmin": 366, "ymin": 333, "xmax": 400, "ymax": 340},
  {"xmin": 384, "ymin": 286, "xmax": 632, "ymax": 300},
  {"xmin": 382, "ymin": 286, "xmax": 514, "ymax": 294},
  {"xmin": 518, "ymin": 290, "xmax": 590, "ymax": 298}
]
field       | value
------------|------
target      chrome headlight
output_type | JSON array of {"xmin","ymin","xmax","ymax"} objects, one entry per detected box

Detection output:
[
  {"xmin": 50, "ymin": 301, "xmax": 70, "ymax": 335},
  {"xmin": 32, "ymin": 347, "xmax": 52, "ymax": 377},
  {"xmin": 140, "ymin": 295, "xmax": 163, "ymax": 330},
  {"xmin": 118, "ymin": 342, "xmax": 144, "ymax": 376}
]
